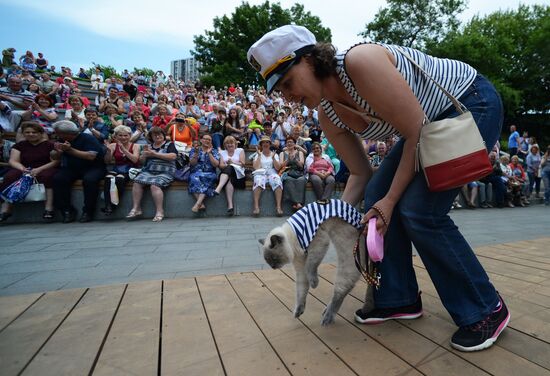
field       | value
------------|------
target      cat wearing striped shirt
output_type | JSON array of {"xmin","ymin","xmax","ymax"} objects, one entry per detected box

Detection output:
[{"xmin": 259, "ymin": 211, "xmax": 374, "ymax": 325}]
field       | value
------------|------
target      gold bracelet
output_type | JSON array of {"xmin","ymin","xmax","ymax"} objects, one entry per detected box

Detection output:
[{"xmin": 370, "ymin": 205, "xmax": 389, "ymax": 227}]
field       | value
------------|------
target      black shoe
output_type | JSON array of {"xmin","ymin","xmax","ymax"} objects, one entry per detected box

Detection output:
[
  {"xmin": 62, "ymin": 209, "xmax": 76, "ymax": 223},
  {"xmin": 226, "ymin": 208, "xmax": 234, "ymax": 216},
  {"xmin": 101, "ymin": 206, "xmax": 113, "ymax": 216},
  {"xmin": 355, "ymin": 292, "xmax": 423, "ymax": 324},
  {"xmin": 450, "ymin": 294, "xmax": 510, "ymax": 352},
  {"xmin": 79, "ymin": 212, "xmax": 93, "ymax": 223}
]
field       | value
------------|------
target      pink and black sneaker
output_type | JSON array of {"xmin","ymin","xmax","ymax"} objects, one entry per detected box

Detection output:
[
  {"xmin": 450, "ymin": 294, "xmax": 510, "ymax": 352},
  {"xmin": 354, "ymin": 293, "xmax": 423, "ymax": 324}
]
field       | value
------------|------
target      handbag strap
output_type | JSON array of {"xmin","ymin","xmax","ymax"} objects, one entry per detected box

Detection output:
[{"xmin": 398, "ymin": 49, "xmax": 466, "ymax": 116}]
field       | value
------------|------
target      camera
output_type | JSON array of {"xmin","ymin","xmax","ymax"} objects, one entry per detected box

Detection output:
[{"xmin": 175, "ymin": 118, "xmax": 185, "ymax": 123}]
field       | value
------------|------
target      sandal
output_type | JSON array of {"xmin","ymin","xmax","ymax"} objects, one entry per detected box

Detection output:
[
  {"xmin": 42, "ymin": 210, "xmax": 54, "ymax": 222},
  {"xmin": 126, "ymin": 209, "xmax": 143, "ymax": 220},
  {"xmin": 226, "ymin": 208, "xmax": 234, "ymax": 216},
  {"xmin": 152, "ymin": 214, "xmax": 164, "ymax": 222},
  {"xmin": 199, "ymin": 204, "xmax": 206, "ymax": 212},
  {"xmin": 252, "ymin": 208, "xmax": 260, "ymax": 217},
  {"xmin": 276, "ymin": 208, "xmax": 284, "ymax": 217}
]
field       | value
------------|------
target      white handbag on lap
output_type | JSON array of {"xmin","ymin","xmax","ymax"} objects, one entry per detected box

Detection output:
[{"xmin": 24, "ymin": 178, "xmax": 46, "ymax": 202}]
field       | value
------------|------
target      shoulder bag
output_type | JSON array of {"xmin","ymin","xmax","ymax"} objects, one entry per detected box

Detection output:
[{"xmin": 400, "ymin": 50, "xmax": 493, "ymax": 192}]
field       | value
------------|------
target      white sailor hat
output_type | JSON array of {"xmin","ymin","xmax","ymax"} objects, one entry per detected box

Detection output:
[{"xmin": 247, "ymin": 25, "xmax": 316, "ymax": 94}]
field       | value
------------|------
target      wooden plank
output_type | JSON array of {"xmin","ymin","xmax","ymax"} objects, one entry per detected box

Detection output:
[
  {"xmin": 477, "ymin": 245, "xmax": 550, "ymax": 269},
  {"xmin": 161, "ymin": 278, "xmax": 224, "ymax": 376},
  {"xmin": 330, "ymin": 265, "xmax": 550, "ymax": 375},
  {"xmin": 309, "ymin": 265, "xmax": 488, "ymax": 375},
  {"xmin": 497, "ymin": 241, "xmax": 550, "ymax": 258},
  {"xmin": 197, "ymin": 274, "xmax": 289, "ymax": 376},
  {"xmin": 22, "ymin": 284, "xmax": 125, "ymax": 376},
  {"xmin": 0, "ymin": 288, "xmax": 85, "ymax": 376},
  {"xmin": 92, "ymin": 280, "xmax": 161, "ymax": 376},
  {"xmin": 254, "ymin": 269, "xmax": 422, "ymax": 376},
  {"xmin": 0, "ymin": 293, "xmax": 43, "ymax": 331},
  {"xmin": 228, "ymin": 271, "xmax": 357, "ymax": 376},
  {"xmin": 418, "ymin": 291, "xmax": 550, "ymax": 373}
]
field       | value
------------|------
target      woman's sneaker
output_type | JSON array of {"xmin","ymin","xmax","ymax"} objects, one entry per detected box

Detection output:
[
  {"xmin": 355, "ymin": 293, "xmax": 423, "ymax": 324},
  {"xmin": 450, "ymin": 295, "xmax": 510, "ymax": 352}
]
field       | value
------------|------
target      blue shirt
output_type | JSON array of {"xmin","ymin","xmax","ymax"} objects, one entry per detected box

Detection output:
[{"xmin": 508, "ymin": 131, "xmax": 520, "ymax": 148}]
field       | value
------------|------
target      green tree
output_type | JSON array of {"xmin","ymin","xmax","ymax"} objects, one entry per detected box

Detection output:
[
  {"xmin": 427, "ymin": 5, "xmax": 550, "ymax": 115},
  {"xmin": 133, "ymin": 67, "xmax": 156, "ymax": 77},
  {"xmin": 86, "ymin": 63, "xmax": 119, "ymax": 79},
  {"xmin": 360, "ymin": 0, "xmax": 466, "ymax": 48},
  {"xmin": 192, "ymin": 1, "xmax": 331, "ymax": 88}
]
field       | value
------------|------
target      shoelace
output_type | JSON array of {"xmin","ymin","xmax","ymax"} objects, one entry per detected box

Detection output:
[{"xmin": 465, "ymin": 317, "xmax": 489, "ymax": 331}]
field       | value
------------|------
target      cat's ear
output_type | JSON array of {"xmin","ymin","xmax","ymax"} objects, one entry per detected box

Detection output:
[
  {"xmin": 270, "ymin": 234, "xmax": 283, "ymax": 248},
  {"xmin": 258, "ymin": 239, "xmax": 265, "ymax": 245}
]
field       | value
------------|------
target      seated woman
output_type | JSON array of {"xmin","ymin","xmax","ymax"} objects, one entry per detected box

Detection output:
[
  {"xmin": 214, "ymin": 135, "xmax": 245, "ymax": 215},
  {"xmin": 100, "ymin": 104, "xmax": 124, "ymax": 131},
  {"xmin": 129, "ymin": 94, "xmax": 151, "ymax": 118},
  {"xmin": 102, "ymin": 125, "xmax": 140, "ymax": 215},
  {"xmin": 252, "ymin": 136, "xmax": 283, "ymax": 216},
  {"xmin": 152, "ymin": 104, "xmax": 173, "ymax": 130},
  {"xmin": 188, "ymin": 134, "xmax": 220, "ymax": 213},
  {"xmin": 127, "ymin": 127, "xmax": 176, "ymax": 222},
  {"xmin": 128, "ymin": 111, "xmax": 150, "ymax": 145},
  {"xmin": 224, "ymin": 107, "xmax": 246, "ymax": 147},
  {"xmin": 180, "ymin": 94, "xmax": 202, "ymax": 120},
  {"xmin": 499, "ymin": 155, "xmax": 519, "ymax": 208},
  {"xmin": 508, "ymin": 154, "xmax": 530, "ymax": 206},
  {"xmin": 0, "ymin": 122, "xmax": 59, "ymax": 222},
  {"xmin": 166, "ymin": 112, "xmax": 197, "ymax": 147},
  {"xmin": 306, "ymin": 142, "xmax": 336, "ymax": 202},
  {"xmin": 64, "ymin": 95, "xmax": 86, "ymax": 127},
  {"xmin": 279, "ymin": 137, "xmax": 306, "ymax": 211},
  {"xmin": 21, "ymin": 94, "xmax": 58, "ymax": 136}
]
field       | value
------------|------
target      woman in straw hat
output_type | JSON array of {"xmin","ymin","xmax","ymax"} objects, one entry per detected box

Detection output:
[
  {"xmin": 249, "ymin": 24, "xmax": 507, "ymax": 352},
  {"xmin": 252, "ymin": 135, "xmax": 283, "ymax": 216}
]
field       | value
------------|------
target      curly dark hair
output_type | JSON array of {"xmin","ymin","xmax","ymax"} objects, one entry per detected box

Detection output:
[{"xmin": 308, "ymin": 43, "xmax": 337, "ymax": 79}]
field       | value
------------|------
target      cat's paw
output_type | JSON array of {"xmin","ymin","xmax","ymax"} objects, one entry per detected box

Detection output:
[
  {"xmin": 321, "ymin": 306, "xmax": 335, "ymax": 326},
  {"xmin": 294, "ymin": 303, "xmax": 305, "ymax": 318},
  {"xmin": 307, "ymin": 273, "xmax": 319, "ymax": 289}
]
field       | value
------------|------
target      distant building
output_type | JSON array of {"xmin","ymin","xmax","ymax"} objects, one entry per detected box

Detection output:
[{"xmin": 170, "ymin": 57, "xmax": 202, "ymax": 83}]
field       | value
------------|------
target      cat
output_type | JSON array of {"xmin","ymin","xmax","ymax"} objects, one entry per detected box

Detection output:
[{"xmin": 259, "ymin": 216, "xmax": 374, "ymax": 326}]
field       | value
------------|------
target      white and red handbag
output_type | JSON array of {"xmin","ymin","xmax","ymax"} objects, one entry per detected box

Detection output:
[{"xmin": 401, "ymin": 51, "xmax": 493, "ymax": 192}]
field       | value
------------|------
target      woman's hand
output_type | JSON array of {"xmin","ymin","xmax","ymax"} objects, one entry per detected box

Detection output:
[{"xmin": 361, "ymin": 196, "xmax": 395, "ymax": 236}]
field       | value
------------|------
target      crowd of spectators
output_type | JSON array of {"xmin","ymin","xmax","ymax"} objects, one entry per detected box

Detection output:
[{"xmin": 0, "ymin": 47, "xmax": 548, "ymax": 223}]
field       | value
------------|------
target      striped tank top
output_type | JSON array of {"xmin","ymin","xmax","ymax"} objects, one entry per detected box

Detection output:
[
  {"xmin": 321, "ymin": 43, "xmax": 477, "ymax": 141},
  {"xmin": 287, "ymin": 199, "xmax": 362, "ymax": 251}
]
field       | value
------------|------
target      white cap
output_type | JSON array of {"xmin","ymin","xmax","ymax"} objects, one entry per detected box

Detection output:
[{"xmin": 247, "ymin": 25, "xmax": 316, "ymax": 94}]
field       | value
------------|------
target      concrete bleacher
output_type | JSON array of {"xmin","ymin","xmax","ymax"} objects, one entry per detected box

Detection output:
[{"xmin": 6, "ymin": 181, "xmax": 345, "ymax": 223}]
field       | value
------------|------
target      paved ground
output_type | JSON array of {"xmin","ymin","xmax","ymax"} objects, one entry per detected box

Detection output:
[{"xmin": 1, "ymin": 204, "xmax": 548, "ymax": 296}]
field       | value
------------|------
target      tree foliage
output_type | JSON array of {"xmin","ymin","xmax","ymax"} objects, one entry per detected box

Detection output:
[
  {"xmin": 192, "ymin": 1, "xmax": 331, "ymax": 88},
  {"xmin": 360, "ymin": 0, "xmax": 466, "ymax": 48},
  {"xmin": 133, "ymin": 67, "xmax": 156, "ymax": 77},
  {"xmin": 87, "ymin": 63, "xmax": 119, "ymax": 79},
  {"xmin": 427, "ymin": 5, "xmax": 550, "ymax": 115}
]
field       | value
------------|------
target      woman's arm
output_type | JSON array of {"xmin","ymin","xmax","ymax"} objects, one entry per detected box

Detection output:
[
  {"xmin": 319, "ymin": 110, "xmax": 371, "ymax": 205},
  {"xmin": 253, "ymin": 154, "xmax": 262, "ymax": 170},
  {"xmin": 8, "ymin": 149, "xmax": 26, "ymax": 172},
  {"xmin": 345, "ymin": 44, "xmax": 425, "ymax": 233}
]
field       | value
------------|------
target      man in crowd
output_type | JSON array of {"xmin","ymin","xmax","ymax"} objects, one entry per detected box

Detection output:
[
  {"xmin": 508, "ymin": 124, "xmax": 520, "ymax": 157},
  {"xmin": 52, "ymin": 120, "xmax": 106, "ymax": 223}
]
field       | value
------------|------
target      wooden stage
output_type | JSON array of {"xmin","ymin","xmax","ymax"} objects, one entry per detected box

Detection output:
[{"xmin": 1, "ymin": 238, "xmax": 549, "ymax": 375}]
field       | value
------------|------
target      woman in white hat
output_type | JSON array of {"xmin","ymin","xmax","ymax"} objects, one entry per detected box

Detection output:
[{"xmin": 249, "ymin": 24, "xmax": 507, "ymax": 352}]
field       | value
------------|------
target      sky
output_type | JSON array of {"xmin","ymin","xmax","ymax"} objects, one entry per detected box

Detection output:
[{"xmin": 1, "ymin": 0, "xmax": 547, "ymax": 75}]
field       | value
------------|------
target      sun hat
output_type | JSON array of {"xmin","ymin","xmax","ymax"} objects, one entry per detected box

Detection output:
[
  {"xmin": 259, "ymin": 135, "xmax": 272, "ymax": 144},
  {"xmin": 247, "ymin": 25, "xmax": 316, "ymax": 94}
]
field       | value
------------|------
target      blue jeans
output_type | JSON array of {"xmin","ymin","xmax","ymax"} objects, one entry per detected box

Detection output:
[{"xmin": 364, "ymin": 74, "xmax": 503, "ymax": 326}]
